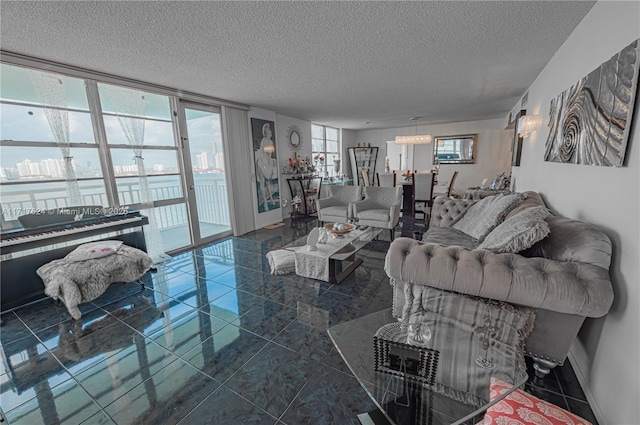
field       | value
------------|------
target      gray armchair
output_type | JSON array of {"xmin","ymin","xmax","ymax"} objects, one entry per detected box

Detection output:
[
  {"xmin": 352, "ymin": 186, "xmax": 402, "ymax": 240},
  {"xmin": 316, "ymin": 185, "xmax": 362, "ymax": 225}
]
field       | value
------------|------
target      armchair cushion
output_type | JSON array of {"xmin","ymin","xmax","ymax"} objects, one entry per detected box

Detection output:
[
  {"xmin": 452, "ymin": 193, "xmax": 526, "ymax": 241},
  {"xmin": 325, "ymin": 185, "xmax": 362, "ymax": 204},
  {"xmin": 362, "ymin": 186, "xmax": 402, "ymax": 206},
  {"xmin": 358, "ymin": 208, "xmax": 390, "ymax": 222},
  {"xmin": 317, "ymin": 185, "xmax": 362, "ymax": 222},
  {"xmin": 319, "ymin": 205, "xmax": 349, "ymax": 218}
]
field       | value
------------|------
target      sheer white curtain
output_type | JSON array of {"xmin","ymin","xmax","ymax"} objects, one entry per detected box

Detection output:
[
  {"xmin": 223, "ymin": 106, "xmax": 255, "ymax": 236},
  {"xmin": 102, "ymin": 86, "xmax": 168, "ymax": 263},
  {"xmin": 29, "ymin": 71, "xmax": 83, "ymax": 205}
]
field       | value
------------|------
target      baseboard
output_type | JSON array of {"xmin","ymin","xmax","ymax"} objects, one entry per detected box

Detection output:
[{"xmin": 568, "ymin": 342, "xmax": 606, "ymax": 424}]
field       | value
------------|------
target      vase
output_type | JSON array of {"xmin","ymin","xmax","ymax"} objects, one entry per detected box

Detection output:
[{"xmin": 333, "ymin": 159, "xmax": 341, "ymax": 173}]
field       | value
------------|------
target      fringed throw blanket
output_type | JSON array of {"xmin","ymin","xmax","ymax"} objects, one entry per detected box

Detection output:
[{"xmin": 395, "ymin": 284, "xmax": 535, "ymax": 407}]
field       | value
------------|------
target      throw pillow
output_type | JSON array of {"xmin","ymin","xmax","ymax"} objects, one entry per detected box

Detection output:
[
  {"xmin": 478, "ymin": 206, "xmax": 551, "ymax": 253},
  {"xmin": 266, "ymin": 249, "xmax": 296, "ymax": 275},
  {"xmin": 65, "ymin": 240, "xmax": 124, "ymax": 262},
  {"xmin": 477, "ymin": 377, "xmax": 592, "ymax": 425},
  {"xmin": 452, "ymin": 193, "xmax": 526, "ymax": 241}
]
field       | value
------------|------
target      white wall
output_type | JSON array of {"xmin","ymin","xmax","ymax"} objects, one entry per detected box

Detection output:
[
  {"xmin": 355, "ymin": 119, "xmax": 513, "ymax": 196},
  {"xmin": 275, "ymin": 114, "xmax": 312, "ymax": 220},
  {"xmin": 509, "ymin": 2, "xmax": 639, "ymax": 422}
]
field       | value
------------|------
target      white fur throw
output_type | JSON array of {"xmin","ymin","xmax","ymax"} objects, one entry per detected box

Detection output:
[
  {"xmin": 37, "ymin": 244, "xmax": 152, "ymax": 319},
  {"xmin": 478, "ymin": 206, "xmax": 551, "ymax": 253}
]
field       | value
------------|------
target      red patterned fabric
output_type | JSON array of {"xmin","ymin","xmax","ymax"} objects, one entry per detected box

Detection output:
[{"xmin": 477, "ymin": 377, "xmax": 592, "ymax": 425}]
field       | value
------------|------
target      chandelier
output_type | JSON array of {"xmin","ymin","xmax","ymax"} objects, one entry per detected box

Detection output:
[{"xmin": 395, "ymin": 117, "xmax": 432, "ymax": 144}]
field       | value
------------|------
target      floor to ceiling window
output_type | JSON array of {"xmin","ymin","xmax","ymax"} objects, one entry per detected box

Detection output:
[
  {"xmin": 311, "ymin": 124, "xmax": 340, "ymax": 178},
  {"xmin": 0, "ymin": 64, "xmax": 107, "ymax": 219},
  {"xmin": 0, "ymin": 62, "xmax": 233, "ymax": 254}
]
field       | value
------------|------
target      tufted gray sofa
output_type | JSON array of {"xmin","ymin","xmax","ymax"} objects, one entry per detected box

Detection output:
[{"xmin": 384, "ymin": 191, "xmax": 614, "ymax": 379}]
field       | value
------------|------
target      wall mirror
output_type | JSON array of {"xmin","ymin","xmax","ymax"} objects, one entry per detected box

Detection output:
[
  {"xmin": 286, "ymin": 124, "xmax": 302, "ymax": 150},
  {"xmin": 433, "ymin": 134, "xmax": 477, "ymax": 164}
]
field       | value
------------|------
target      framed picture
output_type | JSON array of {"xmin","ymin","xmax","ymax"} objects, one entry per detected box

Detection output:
[
  {"xmin": 251, "ymin": 118, "xmax": 280, "ymax": 213},
  {"xmin": 545, "ymin": 39, "xmax": 639, "ymax": 166}
]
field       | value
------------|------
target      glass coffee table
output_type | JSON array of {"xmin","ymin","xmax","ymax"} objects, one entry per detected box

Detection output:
[
  {"xmin": 328, "ymin": 306, "xmax": 529, "ymax": 425},
  {"xmin": 283, "ymin": 225, "xmax": 381, "ymax": 284}
]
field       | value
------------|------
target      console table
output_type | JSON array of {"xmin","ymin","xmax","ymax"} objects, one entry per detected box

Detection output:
[{"xmin": 286, "ymin": 177, "xmax": 322, "ymax": 218}]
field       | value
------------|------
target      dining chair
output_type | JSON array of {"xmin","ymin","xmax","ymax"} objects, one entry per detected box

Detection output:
[
  {"xmin": 413, "ymin": 172, "xmax": 434, "ymax": 222},
  {"xmin": 433, "ymin": 171, "xmax": 459, "ymax": 198},
  {"xmin": 377, "ymin": 172, "xmax": 396, "ymax": 187}
]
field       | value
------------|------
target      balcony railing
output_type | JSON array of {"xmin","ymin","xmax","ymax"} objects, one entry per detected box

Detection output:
[{"xmin": 1, "ymin": 177, "xmax": 230, "ymax": 230}]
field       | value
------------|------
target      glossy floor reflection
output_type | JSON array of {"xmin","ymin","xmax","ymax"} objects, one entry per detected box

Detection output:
[{"xmin": 0, "ymin": 217, "xmax": 598, "ymax": 424}]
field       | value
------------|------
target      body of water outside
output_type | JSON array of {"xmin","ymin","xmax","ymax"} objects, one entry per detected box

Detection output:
[{"xmin": 1, "ymin": 173, "xmax": 231, "ymax": 251}]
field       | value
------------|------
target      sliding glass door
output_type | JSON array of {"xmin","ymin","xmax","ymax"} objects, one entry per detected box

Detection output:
[{"xmin": 177, "ymin": 101, "xmax": 232, "ymax": 245}]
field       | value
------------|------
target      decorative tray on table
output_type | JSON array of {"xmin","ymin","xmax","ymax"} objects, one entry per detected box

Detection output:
[{"xmin": 325, "ymin": 223, "xmax": 355, "ymax": 235}]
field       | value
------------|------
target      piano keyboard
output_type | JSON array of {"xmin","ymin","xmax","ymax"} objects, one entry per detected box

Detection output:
[{"xmin": 0, "ymin": 213, "xmax": 149, "ymax": 255}]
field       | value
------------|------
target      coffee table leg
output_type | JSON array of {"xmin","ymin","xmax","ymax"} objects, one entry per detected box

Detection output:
[{"xmin": 329, "ymin": 257, "xmax": 364, "ymax": 284}]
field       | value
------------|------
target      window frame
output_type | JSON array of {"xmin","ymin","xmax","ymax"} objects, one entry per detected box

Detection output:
[{"xmin": 311, "ymin": 124, "xmax": 340, "ymax": 177}]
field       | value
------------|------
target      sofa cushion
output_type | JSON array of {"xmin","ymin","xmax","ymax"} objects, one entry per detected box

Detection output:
[
  {"xmin": 477, "ymin": 377, "xmax": 592, "ymax": 425},
  {"xmin": 452, "ymin": 193, "xmax": 526, "ymax": 241},
  {"xmin": 478, "ymin": 206, "xmax": 551, "ymax": 253},
  {"xmin": 422, "ymin": 227, "xmax": 479, "ymax": 250}
]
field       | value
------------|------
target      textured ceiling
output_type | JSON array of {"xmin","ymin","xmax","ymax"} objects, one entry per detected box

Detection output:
[{"xmin": 0, "ymin": 1, "xmax": 595, "ymax": 130}]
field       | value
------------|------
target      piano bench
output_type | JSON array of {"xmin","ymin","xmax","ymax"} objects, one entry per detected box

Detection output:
[{"xmin": 37, "ymin": 243, "xmax": 153, "ymax": 320}]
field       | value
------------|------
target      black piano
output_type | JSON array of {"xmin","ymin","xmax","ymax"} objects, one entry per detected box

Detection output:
[{"xmin": 1, "ymin": 206, "xmax": 148, "ymax": 312}]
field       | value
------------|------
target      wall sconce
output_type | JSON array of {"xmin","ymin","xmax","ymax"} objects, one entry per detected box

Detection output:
[
  {"xmin": 517, "ymin": 115, "xmax": 542, "ymax": 138},
  {"xmin": 263, "ymin": 144, "xmax": 275, "ymax": 154}
]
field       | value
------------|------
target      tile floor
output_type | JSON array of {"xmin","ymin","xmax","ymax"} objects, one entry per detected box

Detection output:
[{"xmin": 0, "ymin": 217, "xmax": 598, "ymax": 424}]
